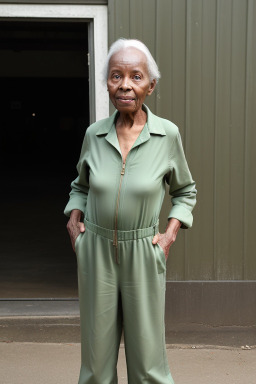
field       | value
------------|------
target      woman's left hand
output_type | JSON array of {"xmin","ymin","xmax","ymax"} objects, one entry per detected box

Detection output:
[{"xmin": 152, "ymin": 218, "xmax": 181, "ymax": 260}]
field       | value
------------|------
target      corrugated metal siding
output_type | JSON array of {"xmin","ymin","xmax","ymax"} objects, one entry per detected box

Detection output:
[{"xmin": 108, "ymin": 0, "xmax": 256, "ymax": 281}]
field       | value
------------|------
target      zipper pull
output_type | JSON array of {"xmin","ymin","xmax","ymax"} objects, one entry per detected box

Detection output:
[{"xmin": 121, "ymin": 162, "xmax": 126, "ymax": 175}]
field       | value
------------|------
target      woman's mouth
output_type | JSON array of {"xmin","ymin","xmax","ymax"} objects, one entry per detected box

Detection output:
[{"xmin": 116, "ymin": 97, "xmax": 135, "ymax": 104}]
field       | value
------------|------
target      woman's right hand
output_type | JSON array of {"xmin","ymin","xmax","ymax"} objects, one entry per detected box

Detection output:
[{"xmin": 66, "ymin": 209, "xmax": 86, "ymax": 252}]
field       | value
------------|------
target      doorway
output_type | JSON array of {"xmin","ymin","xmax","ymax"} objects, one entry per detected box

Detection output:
[{"xmin": 0, "ymin": 20, "xmax": 90, "ymax": 298}]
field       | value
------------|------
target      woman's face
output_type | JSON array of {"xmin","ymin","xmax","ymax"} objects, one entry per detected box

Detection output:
[{"xmin": 107, "ymin": 47, "xmax": 156, "ymax": 114}]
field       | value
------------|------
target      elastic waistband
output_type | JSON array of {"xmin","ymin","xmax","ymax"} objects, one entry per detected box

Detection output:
[{"xmin": 85, "ymin": 219, "xmax": 159, "ymax": 242}]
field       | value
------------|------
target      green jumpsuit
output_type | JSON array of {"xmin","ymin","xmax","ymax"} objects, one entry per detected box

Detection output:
[{"xmin": 64, "ymin": 105, "xmax": 197, "ymax": 384}]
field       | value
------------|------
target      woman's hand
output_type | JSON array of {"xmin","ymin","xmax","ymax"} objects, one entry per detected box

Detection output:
[
  {"xmin": 152, "ymin": 218, "xmax": 181, "ymax": 260},
  {"xmin": 67, "ymin": 209, "xmax": 85, "ymax": 252}
]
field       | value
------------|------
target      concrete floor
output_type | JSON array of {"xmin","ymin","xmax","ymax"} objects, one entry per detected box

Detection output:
[{"xmin": 1, "ymin": 342, "xmax": 256, "ymax": 384}]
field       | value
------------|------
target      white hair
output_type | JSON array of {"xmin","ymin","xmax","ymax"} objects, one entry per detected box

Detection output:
[{"xmin": 103, "ymin": 38, "xmax": 161, "ymax": 83}]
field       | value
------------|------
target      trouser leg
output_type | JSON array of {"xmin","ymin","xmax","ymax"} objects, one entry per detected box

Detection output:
[
  {"xmin": 119, "ymin": 237, "xmax": 175, "ymax": 384},
  {"xmin": 76, "ymin": 230, "xmax": 122, "ymax": 384}
]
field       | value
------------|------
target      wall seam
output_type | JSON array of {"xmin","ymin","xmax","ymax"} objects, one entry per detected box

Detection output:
[
  {"xmin": 154, "ymin": 0, "xmax": 157, "ymax": 113},
  {"xmin": 243, "ymin": 0, "xmax": 250, "ymax": 280},
  {"xmin": 171, "ymin": 0, "xmax": 174, "ymax": 120},
  {"xmin": 229, "ymin": 0, "xmax": 234, "ymax": 277},
  {"xmin": 213, "ymin": 0, "xmax": 219, "ymax": 280}
]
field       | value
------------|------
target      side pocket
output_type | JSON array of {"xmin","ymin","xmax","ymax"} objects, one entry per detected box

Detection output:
[{"xmin": 155, "ymin": 243, "xmax": 166, "ymax": 274}]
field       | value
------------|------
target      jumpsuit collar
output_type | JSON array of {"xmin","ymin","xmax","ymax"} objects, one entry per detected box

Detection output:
[{"xmin": 96, "ymin": 105, "xmax": 166, "ymax": 154}]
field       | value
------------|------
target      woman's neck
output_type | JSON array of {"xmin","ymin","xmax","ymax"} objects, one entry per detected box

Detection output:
[{"xmin": 117, "ymin": 108, "xmax": 147, "ymax": 129}]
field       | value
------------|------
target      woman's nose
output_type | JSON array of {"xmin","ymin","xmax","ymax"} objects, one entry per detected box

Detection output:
[{"xmin": 119, "ymin": 77, "xmax": 131, "ymax": 90}]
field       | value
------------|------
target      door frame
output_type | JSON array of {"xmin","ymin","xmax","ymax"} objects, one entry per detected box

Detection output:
[{"xmin": 0, "ymin": 3, "xmax": 109, "ymax": 123}]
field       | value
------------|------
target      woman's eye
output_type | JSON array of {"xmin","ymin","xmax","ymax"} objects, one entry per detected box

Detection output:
[
  {"xmin": 113, "ymin": 74, "xmax": 120, "ymax": 79},
  {"xmin": 134, "ymin": 75, "xmax": 141, "ymax": 80}
]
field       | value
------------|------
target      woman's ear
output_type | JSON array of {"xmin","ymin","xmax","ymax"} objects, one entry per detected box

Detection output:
[{"xmin": 147, "ymin": 79, "xmax": 157, "ymax": 95}]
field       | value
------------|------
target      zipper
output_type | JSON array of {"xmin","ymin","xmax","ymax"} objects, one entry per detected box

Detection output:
[{"xmin": 113, "ymin": 161, "xmax": 126, "ymax": 263}]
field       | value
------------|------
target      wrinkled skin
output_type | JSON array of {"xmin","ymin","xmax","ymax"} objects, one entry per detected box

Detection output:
[
  {"xmin": 67, "ymin": 209, "xmax": 85, "ymax": 252},
  {"xmin": 152, "ymin": 218, "xmax": 181, "ymax": 259}
]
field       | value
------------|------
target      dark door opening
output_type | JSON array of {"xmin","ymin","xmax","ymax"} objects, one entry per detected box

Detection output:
[{"xmin": 0, "ymin": 20, "xmax": 89, "ymax": 298}]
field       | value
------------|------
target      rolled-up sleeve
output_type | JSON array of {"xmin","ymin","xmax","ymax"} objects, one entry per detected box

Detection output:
[
  {"xmin": 166, "ymin": 131, "xmax": 197, "ymax": 228},
  {"xmin": 64, "ymin": 132, "xmax": 90, "ymax": 217}
]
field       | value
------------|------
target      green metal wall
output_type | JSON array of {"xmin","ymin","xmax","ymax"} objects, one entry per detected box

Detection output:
[{"xmin": 108, "ymin": 0, "xmax": 256, "ymax": 281}]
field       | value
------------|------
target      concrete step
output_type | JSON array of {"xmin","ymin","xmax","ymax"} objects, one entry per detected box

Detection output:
[
  {"xmin": 1, "ymin": 299, "xmax": 256, "ymax": 347},
  {"xmin": 1, "ymin": 316, "xmax": 256, "ymax": 347}
]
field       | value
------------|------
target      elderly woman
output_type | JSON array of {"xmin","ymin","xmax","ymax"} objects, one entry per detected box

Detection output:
[{"xmin": 64, "ymin": 39, "xmax": 196, "ymax": 384}]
